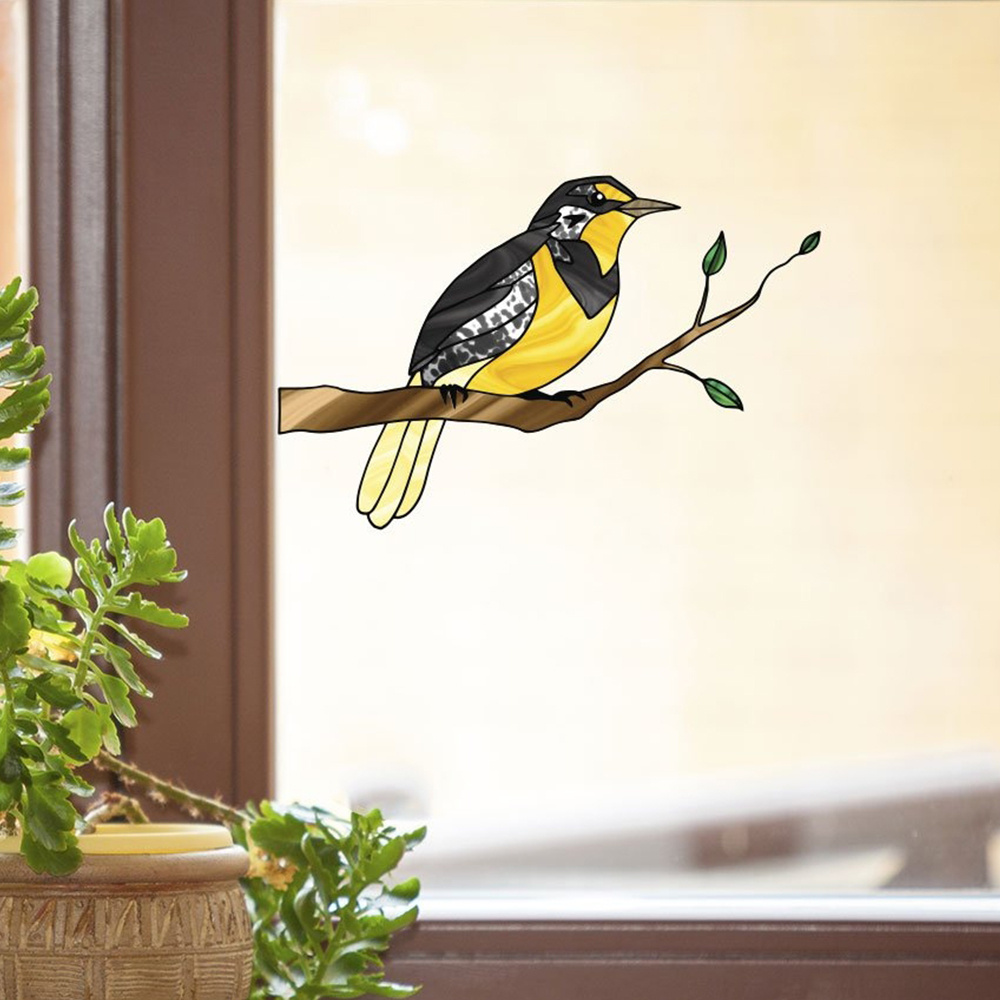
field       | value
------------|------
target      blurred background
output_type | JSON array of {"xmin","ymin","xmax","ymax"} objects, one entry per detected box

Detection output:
[
  {"xmin": 270, "ymin": 0, "xmax": 1000, "ymax": 895},
  {"xmin": 0, "ymin": 0, "xmax": 27, "ymax": 553}
]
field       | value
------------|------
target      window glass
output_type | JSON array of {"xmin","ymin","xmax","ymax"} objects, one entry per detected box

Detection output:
[{"xmin": 274, "ymin": 0, "xmax": 1000, "ymax": 894}]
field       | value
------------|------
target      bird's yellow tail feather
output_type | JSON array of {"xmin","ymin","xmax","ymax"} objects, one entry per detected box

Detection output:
[
  {"xmin": 396, "ymin": 419, "xmax": 444, "ymax": 518},
  {"xmin": 358, "ymin": 415, "xmax": 444, "ymax": 528},
  {"xmin": 358, "ymin": 373, "xmax": 454, "ymax": 527},
  {"xmin": 357, "ymin": 419, "xmax": 409, "ymax": 515}
]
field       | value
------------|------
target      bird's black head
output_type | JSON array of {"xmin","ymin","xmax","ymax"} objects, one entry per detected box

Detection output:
[{"xmin": 529, "ymin": 176, "xmax": 679, "ymax": 240}]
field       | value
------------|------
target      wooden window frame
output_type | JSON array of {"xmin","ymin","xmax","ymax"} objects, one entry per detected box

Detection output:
[
  {"xmin": 25, "ymin": 2, "xmax": 1000, "ymax": 996},
  {"xmin": 28, "ymin": 0, "xmax": 271, "ymax": 804}
]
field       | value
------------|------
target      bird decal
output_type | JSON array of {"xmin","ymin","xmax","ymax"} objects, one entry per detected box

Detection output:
[{"xmin": 357, "ymin": 176, "xmax": 679, "ymax": 528}]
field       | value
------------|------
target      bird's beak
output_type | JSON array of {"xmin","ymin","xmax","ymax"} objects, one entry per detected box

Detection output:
[{"xmin": 620, "ymin": 197, "xmax": 680, "ymax": 218}]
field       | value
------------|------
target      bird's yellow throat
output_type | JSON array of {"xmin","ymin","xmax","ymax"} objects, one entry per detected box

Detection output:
[{"xmin": 580, "ymin": 210, "xmax": 637, "ymax": 275}]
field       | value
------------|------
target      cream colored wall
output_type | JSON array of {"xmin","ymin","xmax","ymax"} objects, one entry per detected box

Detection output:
[{"xmin": 274, "ymin": 1, "xmax": 1000, "ymax": 823}]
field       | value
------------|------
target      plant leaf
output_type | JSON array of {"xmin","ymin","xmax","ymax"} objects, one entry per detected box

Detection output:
[
  {"xmin": 20, "ymin": 829, "xmax": 82, "ymax": 876},
  {"xmin": 799, "ymin": 231, "xmax": 821, "ymax": 254},
  {"xmin": 0, "ymin": 581, "xmax": 31, "ymax": 659},
  {"xmin": 703, "ymin": 378, "xmax": 743, "ymax": 410},
  {"xmin": 103, "ymin": 503, "xmax": 126, "ymax": 568},
  {"xmin": 702, "ymin": 231, "xmax": 727, "ymax": 276},
  {"xmin": 94, "ymin": 673, "xmax": 137, "ymax": 727},
  {"xmin": 104, "ymin": 618, "xmax": 162, "ymax": 659},
  {"xmin": 23, "ymin": 784, "xmax": 77, "ymax": 849},
  {"xmin": 39, "ymin": 720, "xmax": 88, "ymax": 763},
  {"xmin": 26, "ymin": 552, "xmax": 74, "ymax": 589},
  {"xmin": 61, "ymin": 707, "xmax": 104, "ymax": 759},
  {"xmin": 94, "ymin": 702, "xmax": 121, "ymax": 755},
  {"xmin": 0, "ymin": 279, "xmax": 37, "ymax": 341},
  {"xmin": 113, "ymin": 591, "xmax": 188, "ymax": 629},
  {"xmin": 0, "ymin": 446, "xmax": 30, "ymax": 471},
  {"xmin": 0, "ymin": 375, "xmax": 51, "ymax": 440},
  {"xmin": 98, "ymin": 639, "xmax": 151, "ymax": 695}
]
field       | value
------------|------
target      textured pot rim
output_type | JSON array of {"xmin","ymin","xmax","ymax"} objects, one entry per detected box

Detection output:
[
  {"xmin": 0, "ymin": 843, "xmax": 249, "ymax": 885},
  {"xmin": 0, "ymin": 822, "xmax": 233, "ymax": 856}
]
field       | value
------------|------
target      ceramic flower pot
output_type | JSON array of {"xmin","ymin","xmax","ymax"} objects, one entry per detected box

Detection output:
[{"xmin": 0, "ymin": 823, "xmax": 253, "ymax": 1000}]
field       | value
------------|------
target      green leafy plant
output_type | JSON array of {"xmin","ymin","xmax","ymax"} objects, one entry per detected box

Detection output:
[
  {"xmin": 239, "ymin": 804, "xmax": 424, "ymax": 999},
  {"xmin": 0, "ymin": 277, "xmax": 422, "ymax": 998}
]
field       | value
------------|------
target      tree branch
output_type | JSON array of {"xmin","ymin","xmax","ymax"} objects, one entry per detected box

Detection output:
[
  {"xmin": 279, "ymin": 238, "xmax": 816, "ymax": 436},
  {"xmin": 94, "ymin": 751, "xmax": 247, "ymax": 827}
]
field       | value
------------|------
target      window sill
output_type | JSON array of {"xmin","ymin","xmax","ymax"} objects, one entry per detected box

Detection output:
[{"xmin": 416, "ymin": 889, "xmax": 1000, "ymax": 922}]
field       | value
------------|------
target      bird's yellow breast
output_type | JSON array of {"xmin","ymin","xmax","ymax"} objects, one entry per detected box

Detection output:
[{"xmin": 467, "ymin": 244, "xmax": 617, "ymax": 396}]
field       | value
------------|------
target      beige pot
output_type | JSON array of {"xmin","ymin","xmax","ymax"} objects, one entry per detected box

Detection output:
[{"xmin": 0, "ymin": 824, "xmax": 253, "ymax": 1000}]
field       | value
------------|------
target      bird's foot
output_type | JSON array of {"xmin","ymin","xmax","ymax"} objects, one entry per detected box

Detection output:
[
  {"xmin": 437, "ymin": 384, "xmax": 470, "ymax": 408},
  {"xmin": 518, "ymin": 388, "xmax": 586, "ymax": 407}
]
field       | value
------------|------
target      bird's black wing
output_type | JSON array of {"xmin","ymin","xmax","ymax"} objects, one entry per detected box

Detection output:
[{"xmin": 408, "ymin": 228, "xmax": 551, "ymax": 375}]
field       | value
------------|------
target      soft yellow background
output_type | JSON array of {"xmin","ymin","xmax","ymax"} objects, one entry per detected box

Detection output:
[{"xmin": 274, "ymin": 0, "xmax": 1000, "ymax": 872}]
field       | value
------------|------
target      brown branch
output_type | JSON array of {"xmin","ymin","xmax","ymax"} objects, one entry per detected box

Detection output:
[
  {"xmin": 94, "ymin": 751, "xmax": 247, "ymax": 827},
  {"xmin": 82, "ymin": 792, "xmax": 150, "ymax": 832},
  {"xmin": 279, "ymin": 247, "xmax": 806, "ymax": 435}
]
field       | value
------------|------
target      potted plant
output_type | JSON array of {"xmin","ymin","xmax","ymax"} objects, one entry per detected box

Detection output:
[{"xmin": 0, "ymin": 278, "xmax": 423, "ymax": 1000}]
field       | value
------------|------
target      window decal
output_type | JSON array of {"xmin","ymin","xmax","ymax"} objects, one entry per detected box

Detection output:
[{"xmin": 278, "ymin": 175, "xmax": 820, "ymax": 529}]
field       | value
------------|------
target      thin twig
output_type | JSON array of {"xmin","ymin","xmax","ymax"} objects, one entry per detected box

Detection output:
[
  {"xmin": 693, "ymin": 272, "xmax": 710, "ymax": 327},
  {"xmin": 82, "ymin": 792, "xmax": 150, "ymax": 833}
]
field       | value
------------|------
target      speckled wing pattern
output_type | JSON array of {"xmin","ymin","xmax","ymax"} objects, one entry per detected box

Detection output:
[{"xmin": 409, "ymin": 228, "xmax": 552, "ymax": 386}]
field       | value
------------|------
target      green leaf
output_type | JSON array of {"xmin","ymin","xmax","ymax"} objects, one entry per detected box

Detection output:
[
  {"xmin": 0, "ymin": 708, "xmax": 10, "ymax": 762},
  {"xmin": 292, "ymin": 879, "xmax": 326, "ymax": 950},
  {"xmin": 0, "ymin": 276, "xmax": 21, "ymax": 309},
  {"xmin": 20, "ymin": 829, "xmax": 83, "ymax": 876},
  {"xmin": 0, "ymin": 780, "xmax": 18, "ymax": 812},
  {"xmin": 103, "ymin": 503, "xmax": 126, "ymax": 568},
  {"xmin": 26, "ymin": 675, "xmax": 82, "ymax": 711},
  {"xmin": 61, "ymin": 707, "xmax": 104, "ymax": 759},
  {"xmin": 99, "ymin": 640, "xmax": 150, "ymax": 695},
  {"xmin": 0, "ymin": 526, "xmax": 19, "ymax": 551},
  {"xmin": 388, "ymin": 877, "xmax": 421, "ymax": 902},
  {"xmin": 0, "ymin": 580, "xmax": 30, "ymax": 658},
  {"xmin": 66, "ymin": 522, "xmax": 91, "ymax": 563},
  {"xmin": 403, "ymin": 825, "xmax": 427, "ymax": 848},
  {"xmin": 278, "ymin": 869, "xmax": 310, "ymax": 945},
  {"xmin": 0, "ymin": 446, "xmax": 30, "ymax": 471},
  {"xmin": 104, "ymin": 618, "xmax": 162, "ymax": 659},
  {"xmin": 24, "ymin": 783, "xmax": 77, "ymax": 849},
  {"xmin": 113, "ymin": 591, "xmax": 188, "ymax": 629},
  {"xmin": 251, "ymin": 806, "xmax": 309, "ymax": 863},
  {"xmin": 702, "ymin": 231, "xmax": 727, "ymax": 276},
  {"xmin": 0, "ymin": 342, "xmax": 45, "ymax": 386},
  {"xmin": 59, "ymin": 772, "xmax": 95, "ymax": 797},
  {"xmin": 26, "ymin": 552, "xmax": 74, "ymax": 589},
  {"xmin": 703, "ymin": 377, "xmax": 743, "ymax": 410},
  {"xmin": 94, "ymin": 702, "xmax": 121, "ymax": 755},
  {"xmin": 363, "ymin": 838, "xmax": 406, "ymax": 883},
  {"xmin": 95, "ymin": 673, "xmax": 137, "ymax": 727},
  {"xmin": 0, "ymin": 747, "xmax": 25, "ymax": 784},
  {"xmin": 799, "ymin": 230, "xmax": 821, "ymax": 254},
  {"xmin": 0, "ymin": 375, "xmax": 51, "ymax": 440},
  {"xmin": 130, "ymin": 514, "xmax": 167, "ymax": 554},
  {"xmin": 0, "ymin": 279, "xmax": 37, "ymax": 340},
  {"xmin": 0, "ymin": 483, "xmax": 25, "ymax": 506},
  {"xmin": 358, "ymin": 905, "xmax": 418, "ymax": 938},
  {"xmin": 39, "ymin": 720, "xmax": 88, "ymax": 763}
]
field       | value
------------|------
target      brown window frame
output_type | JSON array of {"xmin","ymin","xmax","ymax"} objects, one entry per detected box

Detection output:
[
  {"xmin": 28, "ymin": 0, "xmax": 271, "ymax": 804},
  {"xmin": 26, "ymin": 2, "xmax": 1000, "ymax": 997}
]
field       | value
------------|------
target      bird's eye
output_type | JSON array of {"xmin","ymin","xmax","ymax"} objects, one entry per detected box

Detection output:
[{"xmin": 587, "ymin": 191, "xmax": 606, "ymax": 207}]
